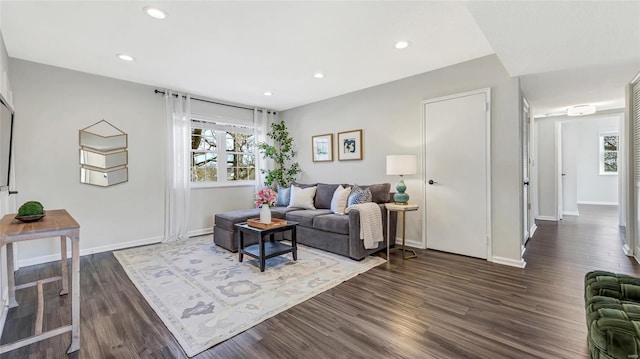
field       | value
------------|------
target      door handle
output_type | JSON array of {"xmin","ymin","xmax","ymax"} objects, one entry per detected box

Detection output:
[{"xmin": 428, "ymin": 179, "xmax": 437, "ymax": 185}]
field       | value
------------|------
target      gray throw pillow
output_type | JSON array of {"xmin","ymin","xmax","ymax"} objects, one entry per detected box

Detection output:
[
  {"xmin": 276, "ymin": 186, "xmax": 291, "ymax": 207},
  {"xmin": 347, "ymin": 185, "xmax": 372, "ymax": 206}
]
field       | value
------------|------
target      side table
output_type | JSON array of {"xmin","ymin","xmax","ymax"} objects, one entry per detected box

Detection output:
[
  {"xmin": 385, "ymin": 203, "xmax": 419, "ymax": 261},
  {"xmin": 235, "ymin": 221, "xmax": 299, "ymax": 272},
  {"xmin": 0, "ymin": 209, "xmax": 80, "ymax": 354}
]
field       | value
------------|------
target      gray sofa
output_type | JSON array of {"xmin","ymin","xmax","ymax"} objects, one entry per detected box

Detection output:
[{"xmin": 213, "ymin": 183, "xmax": 397, "ymax": 260}]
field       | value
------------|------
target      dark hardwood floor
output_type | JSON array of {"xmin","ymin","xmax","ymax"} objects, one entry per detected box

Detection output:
[{"xmin": 2, "ymin": 204, "xmax": 639, "ymax": 358}]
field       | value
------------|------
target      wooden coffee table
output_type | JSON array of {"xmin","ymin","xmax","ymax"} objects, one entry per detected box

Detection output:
[{"xmin": 235, "ymin": 221, "xmax": 298, "ymax": 272}]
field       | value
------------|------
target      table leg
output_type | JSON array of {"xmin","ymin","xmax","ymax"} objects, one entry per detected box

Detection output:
[
  {"xmin": 60, "ymin": 236, "xmax": 69, "ymax": 295},
  {"xmin": 386, "ymin": 209, "xmax": 390, "ymax": 262},
  {"xmin": 269, "ymin": 233, "xmax": 275, "ymax": 242},
  {"xmin": 238, "ymin": 231, "xmax": 244, "ymax": 262},
  {"xmin": 67, "ymin": 230, "xmax": 80, "ymax": 353},
  {"xmin": 6, "ymin": 242, "xmax": 18, "ymax": 308},
  {"xmin": 291, "ymin": 227, "xmax": 297, "ymax": 261},
  {"xmin": 259, "ymin": 234, "xmax": 265, "ymax": 272},
  {"xmin": 400, "ymin": 211, "xmax": 417, "ymax": 260}
]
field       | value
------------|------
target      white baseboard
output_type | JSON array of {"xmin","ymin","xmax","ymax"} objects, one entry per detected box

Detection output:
[
  {"xmin": 563, "ymin": 211, "xmax": 580, "ymax": 216},
  {"xmin": 188, "ymin": 228, "xmax": 213, "ymax": 238},
  {"xmin": 17, "ymin": 235, "xmax": 164, "ymax": 268},
  {"xmin": 623, "ymin": 243, "xmax": 633, "ymax": 256},
  {"xmin": 529, "ymin": 224, "xmax": 538, "ymax": 238},
  {"xmin": 577, "ymin": 201, "xmax": 619, "ymax": 206},
  {"xmin": 492, "ymin": 256, "xmax": 526, "ymax": 268},
  {"xmin": 395, "ymin": 237, "xmax": 425, "ymax": 249},
  {"xmin": 535, "ymin": 216, "xmax": 557, "ymax": 221}
]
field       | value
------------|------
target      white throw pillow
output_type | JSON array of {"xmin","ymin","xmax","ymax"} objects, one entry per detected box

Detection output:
[
  {"xmin": 330, "ymin": 185, "xmax": 352, "ymax": 214},
  {"xmin": 288, "ymin": 186, "xmax": 317, "ymax": 210}
]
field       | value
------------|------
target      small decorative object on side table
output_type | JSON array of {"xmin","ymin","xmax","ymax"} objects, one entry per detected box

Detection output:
[
  {"xmin": 385, "ymin": 203, "xmax": 419, "ymax": 261},
  {"xmin": 255, "ymin": 187, "xmax": 277, "ymax": 224},
  {"xmin": 235, "ymin": 220, "xmax": 299, "ymax": 272}
]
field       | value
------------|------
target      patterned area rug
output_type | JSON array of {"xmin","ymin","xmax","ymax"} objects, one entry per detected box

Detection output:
[{"xmin": 114, "ymin": 236, "xmax": 384, "ymax": 357}]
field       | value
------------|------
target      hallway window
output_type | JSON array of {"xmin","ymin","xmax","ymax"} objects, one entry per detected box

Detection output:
[{"xmin": 600, "ymin": 132, "xmax": 618, "ymax": 175}]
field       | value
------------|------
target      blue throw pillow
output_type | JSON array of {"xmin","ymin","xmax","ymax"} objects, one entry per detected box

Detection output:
[
  {"xmin": 347, "ymin": 185, "xmax": 372, "ymax": 206},
  {"xmin": 276, "ymin": 186, "xmax": 291, "ymax": 207}
]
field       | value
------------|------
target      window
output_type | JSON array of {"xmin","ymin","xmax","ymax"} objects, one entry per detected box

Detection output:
[
  {"xmin": 599, "ymin": 132, "xmax": 618, "ymax": 175},
  {"xmin": 191, "ymin": 119, "xmax": 255, "ymax": 185}
]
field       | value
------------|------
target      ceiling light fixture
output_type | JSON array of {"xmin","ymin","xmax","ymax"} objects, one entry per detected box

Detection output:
[
  {"xmin": 117, "ymin": 53, "xmax": 135, "ymax": 62},
  {"xmin": 567, "ymin": 104, "xmax": 596, "ymax": 116},
  {"xmin": 314, "ymin": 73, "xmax": 324, "ymax": 79},
  {"xmin": 394, "ymin": 40, "xmax": 411, "ymax": 49},
  {"xmin": 144, "ymin": 6, "xmax": 167, "ymax": 19},
  {"xmin": 263, "ymin": 91, "xmax": 273, "ymax": 96}
]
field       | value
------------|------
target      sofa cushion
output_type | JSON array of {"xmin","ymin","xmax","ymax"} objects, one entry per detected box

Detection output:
[
  {"xmin": 286, "ymin": 209, "xmax": 333, "ymax": 228},
  {"xmin": 330, "ymin": 185, "xmax": 351, "ymax": 214},
  {"xmin": 348, "ymin": 185, "xmax": 372, "ymax": 206},
  {"xmin": 288, "ymin": 186, "xmax": 317, "ymax": 209},
  {"xmin": 360, "ymin": 183, "xmax": 391, "ymax": 204},
  {"xmin": 276, "ymin": 185, "xmax": 291, "ymax": 207},
  {"xmin": 315, "ymin": 183, "xmax": 339, "ymax": 209},
  {"xmin": 313, "ymin": 213, "xmax": 349, "ymax": 235},
  {"xmin": 214, "ymin": 208, "xmax": 261, "ymax": 231},
  {"xmin": 293, "ymin": 182, "xmax": 317, "ymax": 189}
]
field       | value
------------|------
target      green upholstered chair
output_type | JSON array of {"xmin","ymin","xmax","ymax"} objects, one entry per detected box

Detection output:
[{"xmin": 585, "ymin": 271, "xmax": 640, "ymax": 359}]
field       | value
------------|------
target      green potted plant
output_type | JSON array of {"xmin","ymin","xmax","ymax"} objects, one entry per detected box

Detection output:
[
  {"xmin": 258, "ymin": 120, "xmax": 301, "ymax": 187},
  {"xmin": 16, "ymin": 201, "xmax": 45, "ymax": 222}
]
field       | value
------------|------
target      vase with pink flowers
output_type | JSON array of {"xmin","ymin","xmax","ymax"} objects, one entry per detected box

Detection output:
[{"xmin": 255, "ymin": 188, "xmax": 277, "ymax": 224}]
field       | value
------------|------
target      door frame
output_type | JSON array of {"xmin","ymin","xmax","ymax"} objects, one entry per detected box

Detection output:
[{"xmin": 421, "ymin": 88, "xmax": 492, "ymax": 260}]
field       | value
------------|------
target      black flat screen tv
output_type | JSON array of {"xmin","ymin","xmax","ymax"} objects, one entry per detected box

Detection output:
[{"xmin": 0, "ymin": 96, "xmax": 14, "ymax": 192}]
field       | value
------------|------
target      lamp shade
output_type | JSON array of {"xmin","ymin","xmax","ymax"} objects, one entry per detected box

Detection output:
[{"xmin": 386, "ymin": 155, "xmax": 417, "ymax": 176}]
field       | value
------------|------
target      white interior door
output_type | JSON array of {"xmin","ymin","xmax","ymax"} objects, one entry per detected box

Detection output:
[{"xmin": 424, "ymin": 89, "xmax": 489, "ymax": 259}]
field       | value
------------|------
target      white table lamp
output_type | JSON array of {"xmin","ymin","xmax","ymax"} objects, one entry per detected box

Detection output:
[{"xmin": 386, "ymin": 155, "xmax": 417, "ymax": 204}]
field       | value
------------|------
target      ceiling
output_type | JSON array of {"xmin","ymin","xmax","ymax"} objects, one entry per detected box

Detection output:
[{"xmin": 1, "ymin": 1, "xmax": 639, "ymax": 115}]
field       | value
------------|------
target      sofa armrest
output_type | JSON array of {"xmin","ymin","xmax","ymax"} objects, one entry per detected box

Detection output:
[{"xmin": 347, "ymin": 204, "xmax": 397, "ymax": 259}]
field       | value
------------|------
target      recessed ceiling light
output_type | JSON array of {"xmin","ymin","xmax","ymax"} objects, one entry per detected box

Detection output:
[
  {"xmin": 263, "ymin": 91, "xmax": 273, "ymax": 96},
  {"xmin": 567, "ymin": 104, "xmax": 596, "ymax": 116},
  {"xmin": 314, "ymin": 73, "xmax": 324, "ymax": 79},
  {"xmin": 395, "ymin": 40, "xmax": 411, "ymax": 49},
  {"xmin": 144, "ymin": 6, "xmax": 167, "ymax": 19},
  {"xmin": 117, "ymin": 53, "xmax": 135, "ymax": 62}
]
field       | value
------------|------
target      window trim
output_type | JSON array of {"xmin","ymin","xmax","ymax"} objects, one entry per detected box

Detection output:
[{"xmin": 599, "ymin": 131, "xmax": 619, "ymax": 176}]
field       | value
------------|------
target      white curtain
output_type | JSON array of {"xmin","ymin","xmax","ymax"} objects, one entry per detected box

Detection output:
[
  {"xmin": 254, "ymin": 108, "xmax": 275, "ymax": 192},
  {"xmin": 164, "ymin": 91, "xmax": 191, "ymax": 242}
]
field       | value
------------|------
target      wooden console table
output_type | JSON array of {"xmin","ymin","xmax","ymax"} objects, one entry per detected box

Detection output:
[{"xmin": 0, "ymin": 209, "xmax": 80, "ymax": 354}]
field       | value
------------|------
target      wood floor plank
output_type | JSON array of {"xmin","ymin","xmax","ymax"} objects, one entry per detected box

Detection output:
[{"xmin": 1, "ymin": 204, "xmax": 639, "ymax": 358}]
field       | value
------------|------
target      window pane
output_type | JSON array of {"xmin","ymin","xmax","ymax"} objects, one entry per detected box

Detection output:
[
  {"xmin": 226, "ymin": 154, "xmax": 255, "ymax": 181},
  {"xmin": 603, "ymin": 135, "xmax": 618, "ymax": 151},
  {"xmin": 604, "ymin": 152, "xmax": 618, "ymax": 173},
  {"xmin": 191, "ymin": 152, "xmax": 217, "ymax": 181},
  {"xmin": 226, "ymin": 132, "xmax": 254, "ymax": 152},
  {"xmin": 192, "ymin": 129, "xmax": 216, "ymax": 150}
]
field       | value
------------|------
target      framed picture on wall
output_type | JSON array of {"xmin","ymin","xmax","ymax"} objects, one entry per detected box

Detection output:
[
  {"xmin": 337, "ymin": 129, "xmax": 363, "ymax": 161},
  {"xmin": 312, "ymin": 133, "xmax": 333, "ymax": 162}
]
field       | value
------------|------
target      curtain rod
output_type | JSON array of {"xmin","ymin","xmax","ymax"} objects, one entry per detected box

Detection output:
[{"xmin": 154, "ymin": 89, "xmax": 276, "ymax": 114}]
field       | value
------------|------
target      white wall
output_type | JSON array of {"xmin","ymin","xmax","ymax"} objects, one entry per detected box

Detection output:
[
  {"xmin": 9, "ymin": 59, "xmax": 256, "ymax": 265},
  {"xmin": 280, "ymin": 55, "xmax": 523, "ymax": 266},
  {"xmin": 535, "ymin": 118, "xmax": 558, "ymax": 219},
  {"xmin": 575, "ymin": 116, "xmax": 619, "ymax": 205},
  {"xmin": 536, "ymin": 113, "xmax": 622, "ymax": 220}
]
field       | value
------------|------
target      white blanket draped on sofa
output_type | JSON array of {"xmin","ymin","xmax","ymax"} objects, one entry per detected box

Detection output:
[{"xmin": 345, "ymin": 203, "xmax": 384, "ymax": 249}]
